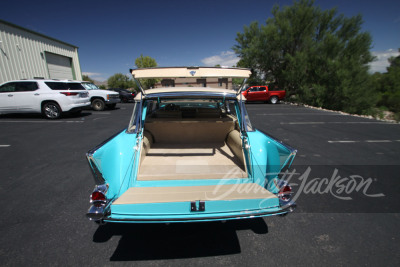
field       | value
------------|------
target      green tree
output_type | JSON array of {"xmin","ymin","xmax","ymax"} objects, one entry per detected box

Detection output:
[
  {"xmin": 135, "ymin": 54, "xmax": 158, "ymax": 89},
  {"xmin": 375, "ymin": 49, "xmax": 400, "ymax": 119},
  {"xmin": 82, "ymin": 75, "xmax": 94, "ymax": 83},
  {"xmin": 107, "ymin": 73, "xmax": 134, "ymax": 89},
  {"xmin": 234, "ymin": 0, "xmax": 375, "ymax": 114}
]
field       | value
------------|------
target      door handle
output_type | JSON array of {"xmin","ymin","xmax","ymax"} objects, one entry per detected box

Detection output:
[
  {"xmin": 8, "ymin": 94, "xmax": 13, "ymax": 97},
  {"xmin": 34, "ymin": 93, "xmax": 40, "ymax": 96}
]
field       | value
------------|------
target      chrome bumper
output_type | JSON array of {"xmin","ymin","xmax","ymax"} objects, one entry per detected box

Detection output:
[{"xmin": 86, "ymin": 201, "xmax": 296, "ymax": 223}]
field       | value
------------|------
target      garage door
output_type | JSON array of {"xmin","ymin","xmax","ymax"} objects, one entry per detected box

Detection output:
[{"xmin": 45, "ymin": 52, "xmax": 74, "ymax": 80}]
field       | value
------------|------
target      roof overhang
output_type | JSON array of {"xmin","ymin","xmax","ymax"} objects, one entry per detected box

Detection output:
[{"xmin": 130, "ymin": 67, "xmax": 251, "ymax": 79}]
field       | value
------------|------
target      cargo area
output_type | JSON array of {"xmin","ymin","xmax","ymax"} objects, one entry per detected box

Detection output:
[{"xmin": 137, "ymin": 112, "xmax": 248, "ymax": 181}]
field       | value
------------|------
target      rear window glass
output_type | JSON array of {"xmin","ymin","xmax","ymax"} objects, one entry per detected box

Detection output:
[
  {"xmin": 68, "ymin": 83, "xmax": 85, "ymax": 90},
  {"xmin": 45, "ymin": 82, "xmax": 84, "ymax": 90}
]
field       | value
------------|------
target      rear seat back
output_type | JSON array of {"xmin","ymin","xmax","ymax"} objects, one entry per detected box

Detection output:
[{"xmin": 144, "ymin": 118, "xmax": 236, "ymax": 144}]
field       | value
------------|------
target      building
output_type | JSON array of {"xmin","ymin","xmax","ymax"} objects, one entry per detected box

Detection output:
[
  {"xmin": 0, "ymin": 19, "xmax": 82, "ymax": 84},
  {"xmin": 155, "ymin": 77, "xmax": 233, "ymax": 89}
]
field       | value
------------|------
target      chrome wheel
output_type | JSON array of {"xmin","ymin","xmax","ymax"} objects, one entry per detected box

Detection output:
[
  {"xmin": 92, "ymin": 99, "xmax": 105, "ymax": 111},
  {"xmin": 270, "ymin": 96, "xmax": 279, "ymax": 104},
  {"xmin": 43, "ymin": 102, "xmax": 61, "ymax": 119}
]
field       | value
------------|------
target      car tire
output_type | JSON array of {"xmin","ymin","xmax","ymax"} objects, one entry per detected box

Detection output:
[
  {"xmin": 106, "ymin": 103, "xmax": 117, "ymax": 109},
  {"xmin": 42, "ymin": 102, "xmax": 62, "ymax": 119},
  {"xmin": 92, "ymin": 99, "xmax": 105, "ymax": 111},
  {"xmin": 269, "ymin": 96, "xmax": 279, "ymax": 104}
]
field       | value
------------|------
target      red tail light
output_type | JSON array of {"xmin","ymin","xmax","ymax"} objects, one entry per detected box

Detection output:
[
  {"xmin": 280, "ymin": 185, "xmax": 292, "ymax": 194},
  {"xmin": 60, "ymin": 92, "xmax": 79, "ymax": 96},
  {"xmin": 278, "ymin": 184, "xmax": 293, "ymax": 201},
  {"xmin": 91, "ymin": 191, "xmax": 106, "ymax": 202},
  {"xmin": 90, "ymin": 184, "xmax": 108, "ymax": 207}
]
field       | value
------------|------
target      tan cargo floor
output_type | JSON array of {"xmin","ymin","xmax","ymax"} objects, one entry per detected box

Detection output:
[
  {"xmin": 113, "ymin": 184, "xmax": 276, "ymax": 204},
  {"xmin": 138, "ymin": 143, "xmax": 247, "ymax": 180}
]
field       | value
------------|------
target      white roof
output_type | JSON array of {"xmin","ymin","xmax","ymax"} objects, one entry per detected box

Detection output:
[
  {"xmin": 134, "ymin": 87, "xmax": 245, "ymax": 100},
  {"xmin": 130, "ymin": 67, "xmax": 251, "ymax": 79}
]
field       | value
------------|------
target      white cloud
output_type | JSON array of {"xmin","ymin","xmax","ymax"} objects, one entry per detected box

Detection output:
[
  {"xmin": 201, "ymin": 51, "xmax": 240, "ymax": 67},
  {"xmin": 369, "ymin": 49, "xmax": 400, "ymax": 73},
  {"xmin": 82, "ymin": 72, "xmax": 102, "ymax": 77},
  {"xmin": 82, "ymin": 72, "xmax": 107, "ymax": 82}
]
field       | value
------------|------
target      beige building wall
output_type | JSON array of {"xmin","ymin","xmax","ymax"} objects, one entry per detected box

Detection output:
[{"xmin": 155, "ymin": 77, "xmax": 233, "ymax": 89}]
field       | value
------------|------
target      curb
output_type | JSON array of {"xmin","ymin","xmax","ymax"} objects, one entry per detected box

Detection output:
[{"xmin": 282, "ymin": 101, "xmax": 399, "ymax": 124}]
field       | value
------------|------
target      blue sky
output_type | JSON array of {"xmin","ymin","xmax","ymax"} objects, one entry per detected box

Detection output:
[{"xmin": 1, "ymin": 0, "xmax": 399, "ymax": 81}]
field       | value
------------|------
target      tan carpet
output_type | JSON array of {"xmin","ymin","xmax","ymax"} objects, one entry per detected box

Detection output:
[
  {"xmin": 138, "ymin": 142, "xmax": 248, "ymax": 180},
  {"xmin": 113, "ymin": 184, "xmax": 276, "ymax": 204}
]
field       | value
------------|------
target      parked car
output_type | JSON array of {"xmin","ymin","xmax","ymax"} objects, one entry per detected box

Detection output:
[
  {"xmin": 86, "ymin": 67, "xmax": 296, "ymax": 224},
  {"xmin": 242, "ymin": 85, "xmax": 286, "ymax": 104},
  {"xmin": 80, "ymin": 82, "xmax": 120, "ymax": 111},
  {"xmin": 109, "ymin": 88, "xmax": 136, "ymax": 103},
  {"xmin": 0, "ymin": 79, "xmax": 90, "ymax": 119}
]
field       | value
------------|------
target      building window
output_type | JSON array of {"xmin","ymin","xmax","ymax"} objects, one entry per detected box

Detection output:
[
  {"xmin": 218, "ymin": 78, "xmax": 228, "ymax": 88},
  {"xmin": 161, "ymin": 79, "xmax": 175, "ymax": 87},
  {"xmin": 197, "ymin": 79, "xmax": 207, "ymax": 87}
]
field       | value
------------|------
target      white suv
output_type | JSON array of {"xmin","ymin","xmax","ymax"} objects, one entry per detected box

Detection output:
[
  {"xmin": 80, "ymin": 82, "xmax": 120, "ymax": 111},
  {"xmin": 0, "ymin": 79, "xmax": 90, "ymax": 119}
]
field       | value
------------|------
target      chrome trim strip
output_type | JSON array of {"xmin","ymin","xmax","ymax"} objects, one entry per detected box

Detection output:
[
  {"xmin": 86, "ymin": 200, "xmax": 112, "ymax": 221},
  {"xmin": 86, "ymin": 158, "xmax": 106, "ymax": 185},
  {"xmin": 144, "ymin": 92, "xmax": 237, "ymax": 99},
  {"xmin": 239, "ymin": 99, "xmax": 248, "ymax": 133},
  {"xmin": 134, "ymin": 95, "xmax": 143, "ymax": 134},
  {"xmin": 86, "ymin": 205, "xmax": 107, "ymax": 220},
  {"xmin": 236, "ymin": 78, "xmax": 248, "ymax": 95},
  {"xmin": 100, "ymin": 202, "xmax": 296, "ymax": 222},
  {"xmin": 132, "ymin": 77, "xmax": 146, "ymax": 96}
]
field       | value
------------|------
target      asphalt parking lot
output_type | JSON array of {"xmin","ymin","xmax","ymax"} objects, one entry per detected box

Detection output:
[{"xmin": 0, "ymin": 103, "xmax": 399, "ymax": 266}]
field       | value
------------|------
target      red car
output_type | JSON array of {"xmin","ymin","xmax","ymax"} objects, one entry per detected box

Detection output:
[{"xmin": 242, "ymin": 86, "xmax": 285, "ymax": 104}]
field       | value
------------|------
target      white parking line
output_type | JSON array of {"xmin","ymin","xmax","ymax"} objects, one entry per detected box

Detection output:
[
  {"xmin": 328, "ymin": 141, "xmax": 359, "ymax": 143},
  {"xmin": 328, "ymin": 140, "xmax": 396, "ymax": 143},
  {"xmin": 90, "ymin": 112, "xmax": 111, "ymax": 115},
  {"xmin": 281, "ymin": 121, "xmax": 393, "ymax": 125},
  {"xmin": 281, "ymin": 122, "xmax": 325, "ymax": 125},
  {"xmin": 93, "ymin": 117, "xmax": 109, "ymax": 121},
  {"xmin": 330, "ymin": 122, "xmax": 391, "ymax": 124},
  {"xmin": 0, "ymin": 145, "xmax": 10, "ymax": 147},
  {"xmin": 257, "ymin": 113, "xmax": 343, "ymax": 116}
]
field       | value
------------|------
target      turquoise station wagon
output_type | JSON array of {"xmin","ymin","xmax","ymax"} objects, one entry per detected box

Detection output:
[{"xmin": 86, "ymin": 67, "xmax": 297, "ymax": 224}]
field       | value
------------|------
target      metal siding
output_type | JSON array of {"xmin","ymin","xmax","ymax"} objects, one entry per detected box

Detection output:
[{"xmin": 0, "ymin": 21, "xmax": 81, "ymax": 84}]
